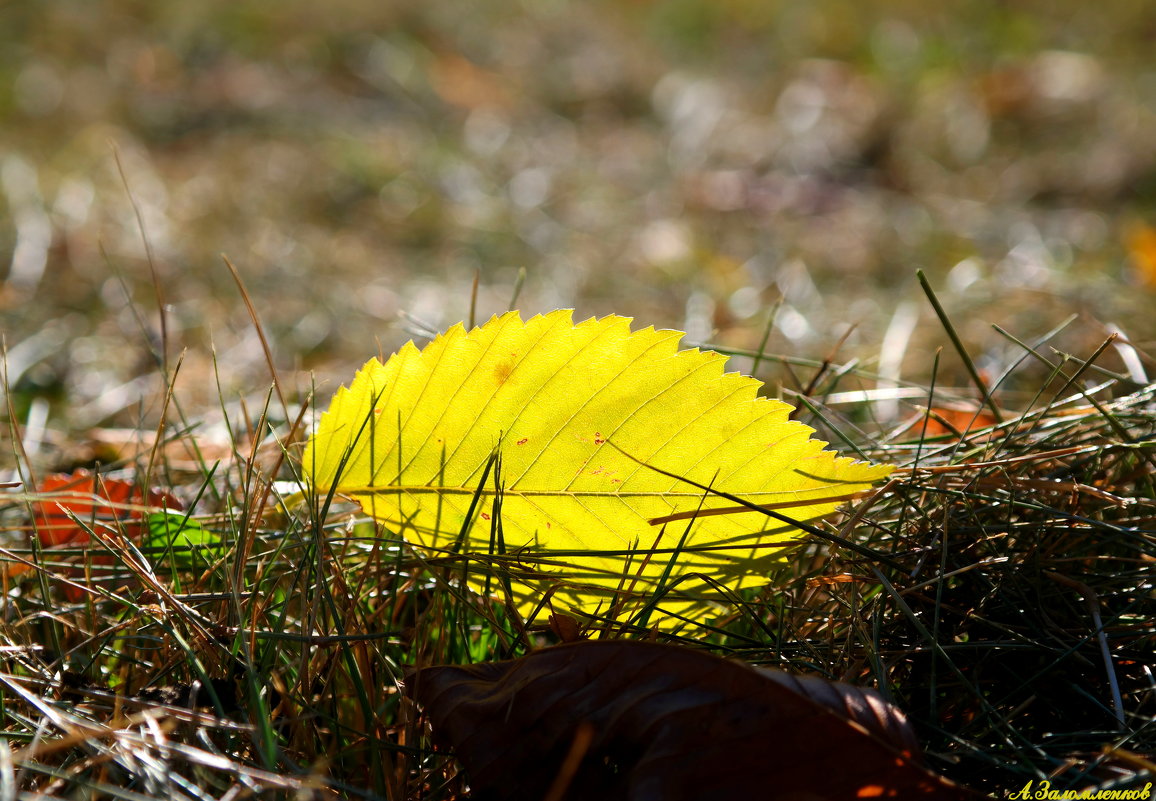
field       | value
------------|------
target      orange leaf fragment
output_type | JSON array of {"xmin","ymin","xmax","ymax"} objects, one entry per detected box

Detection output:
[
  {"xmin": 32, "ymin": 470, "xmax": 180, "ymax": 547},
  {"xmin": 15, "ymin": 470, "xmax": 181, "ymax": 598},
  {"xmin": 1125, "ymin": 220, "xmax": 1156, "ymax": 289},
  {"xmin": 914, "ymin": 405, "xmax": 999, "ymax": 441}
]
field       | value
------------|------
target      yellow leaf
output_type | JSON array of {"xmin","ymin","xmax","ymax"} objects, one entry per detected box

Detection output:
[{"xmin": 304, "ymin": 310, "xmax": 892, "ymax": 627}]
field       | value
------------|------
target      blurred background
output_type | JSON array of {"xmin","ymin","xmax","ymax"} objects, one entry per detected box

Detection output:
[{"xmin": 3, "ymin": 0, "xmax": 1156, "ymax": 453}]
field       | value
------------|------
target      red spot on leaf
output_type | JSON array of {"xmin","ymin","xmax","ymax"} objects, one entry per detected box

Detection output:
[
  {"xmin": 516, "ymin": 438, "xmax": 528, "ymax": 446},
  {"xmin": 593, "ymin": 432, "xmax": 605, "ymax": 445},
  {"xmin": 493, "ymin": 361, "xmax": 515, "ymax": 385},
  {"xmin": 481, "ymin": 512, "xmax": 491, "ymax": 521}
]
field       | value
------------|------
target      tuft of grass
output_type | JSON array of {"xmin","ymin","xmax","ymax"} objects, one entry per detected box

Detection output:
[
  {"xmin": 1, "ymin": 302, "xmax": 1154, "ymax": 799},
  {"xmin": 716, "ymin": 318, "xmax": 1156, "ymax": 794}
]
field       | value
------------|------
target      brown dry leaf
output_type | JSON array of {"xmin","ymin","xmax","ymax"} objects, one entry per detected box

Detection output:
[
  {"xmin": 74, "ymin": 428, "xmax": 282, "ymax": 474},
  {"xmin": 406, "ymin": 640, "xmax": 979, "ymax": 801}
]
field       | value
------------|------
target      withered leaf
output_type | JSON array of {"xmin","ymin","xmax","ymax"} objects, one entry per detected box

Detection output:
[{"xmin": 406, "ymin": 640, "xmax": 979, "ymax": 801}]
